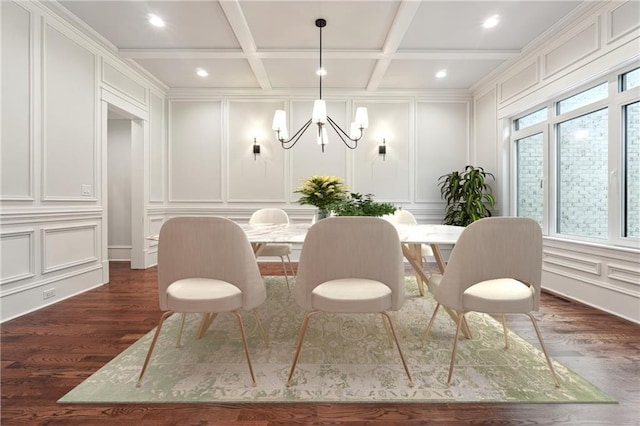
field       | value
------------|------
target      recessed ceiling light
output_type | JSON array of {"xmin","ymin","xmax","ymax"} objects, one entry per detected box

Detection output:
[
  {"xmin": 148, "ymin": 14, "xmax": 165, "ymax": 28},
  {"xmin": 196, "ymin": 68, "xmax": 209, "ymax": 77},
  {"xmin": 316, "ymin": 68, "xmax": 327, "ymax": 76},
  {"xmin": 483, "ymin": 14, "xmax": 500, "ymax": 29},
  {"xmin": 436, "ymin": 70, "xmax": 447, "ymax": 79}
]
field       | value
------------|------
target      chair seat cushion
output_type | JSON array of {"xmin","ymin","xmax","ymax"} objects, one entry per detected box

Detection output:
[
  {"xmin": 462, "ymin": 278, "xmax": 534, "ymax": 313},
  {"xmin": 166, "ymin": 278, "xmax": 242, "ymax": 313},
  {"xmin": 311, "ymin": 278, "xmax": 392, "ymax": 313},
  {"xmin": 257, "ymin": 243, "xmax": 292, "ymax": 257}
]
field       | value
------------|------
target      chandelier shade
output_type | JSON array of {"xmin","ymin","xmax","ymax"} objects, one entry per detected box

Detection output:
[{"xmin": 272, "ymin": 18, "xmax": 368, "ymax": 152}]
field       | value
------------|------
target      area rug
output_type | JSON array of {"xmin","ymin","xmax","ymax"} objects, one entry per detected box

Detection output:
[{"xmin": 59, "ymin": 276, "xmax": 615, "ymax": 404}]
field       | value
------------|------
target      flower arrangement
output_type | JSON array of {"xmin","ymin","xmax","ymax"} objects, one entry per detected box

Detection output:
[
  {"xmin": 295, "ymin": 175, "xmax": 397, "ymax": 218},
  {"xmin": 294, "ymin": 175, "xmax": 348, "ymax": 211}
]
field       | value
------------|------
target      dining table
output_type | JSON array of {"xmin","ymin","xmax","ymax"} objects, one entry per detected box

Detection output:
[
  {"xmin": 149, "ymin": 220, "xmax": 470, "ymax": 338},
  {"xmin": 241, "ymin": 221, "xmax": 471, "ymax": 338}
]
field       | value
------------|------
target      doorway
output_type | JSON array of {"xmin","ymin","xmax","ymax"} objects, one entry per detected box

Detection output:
[{"xmin": 105, "ymin": 103, "xmax": 145, "ymax": 270}]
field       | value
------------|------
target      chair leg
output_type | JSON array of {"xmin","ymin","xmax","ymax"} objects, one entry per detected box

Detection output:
[
  {"xmin": 279, "ymin": 256, "xmax": 291, "ymax": 290},
  {"xmin": 501, "ymin": 314, "xmax": 509, "ymax": 349},
  {"xmin": 286, "ymin": 311, "xmax": 317, "ymax": 387},
  {"xmin": 196, "ymin": 313, "xmax": 218, "ymax": 339},
  {"xmin": 447, "ymin": 312, "xmax": 466, "ymax": 385},
  {"xmin": 421, "ymin": 303, "xmax": 441, "ymax": 347},
  {"xmin": 137, "ymin": 310, "xmax": 174, "ymax": 387},
  {"xmin": 527, "ymin": 313, "xmax": 560, "ymax": 387},
  {"xmin": 286, "ymin": 254, "xmax": 295, "ymax": 278},
  {"xmin": 176, "ymin": 313, "xmax": 186, "ymax": 347},
  {"xmin": 253, "ymin": 310, "xmax": 269, "ymax": 347},
  {"xmin": 381, "ymin": 312, "xmax": 413, "ymax": 387},
  {"xmin": 231, "ymin": 311, "xmax": 257, "ymax": 387},
  {"xmin": 381, "ymin": 314, "xmax": 394, "ymax": 348}
]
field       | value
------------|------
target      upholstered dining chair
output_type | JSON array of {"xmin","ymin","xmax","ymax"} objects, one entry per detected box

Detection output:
[
  {"xmin": 249, "ymin": 208, "xmax": 295, "ymax": 289},
  {"xmin": 137, "ymin": 216, "xmax": 268, "ymax": 387},
  {"xmin": 287, "ymin": 216, "xmax": 413, "ymax": 387},
  {"xmin": 421, "ymin": 216, "xmax": 559, "ymax": 387},
  {"xmin": 384, "ymin": 209, "xmax": 434, "ymax": 264}
]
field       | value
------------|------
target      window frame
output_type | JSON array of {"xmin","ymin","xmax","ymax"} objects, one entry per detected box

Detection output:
[{"xmin": 509, "ymin": 64, "xmax": 640, "ymax": 249}]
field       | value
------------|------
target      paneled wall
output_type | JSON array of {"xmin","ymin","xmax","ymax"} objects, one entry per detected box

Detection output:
[
  {"xmin": 472, "ymin": 1, "xmax": 640, "ymax": 323},
  {"xmin": 0, "ymin": 1, "xmax": 165, "ymax": 322}
]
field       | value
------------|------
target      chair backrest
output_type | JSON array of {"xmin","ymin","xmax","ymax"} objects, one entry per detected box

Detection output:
[
  {"xmin": 436, "ymin": 217, "xmax": 543, "ymax": 311},
  {"xmin": 384, "ymin": 209, "xmax": 418, "ymax": 225},
  {"xmin": 249, "ymin": 208, "xmax": 290, "ymax": 225},
  {"xmin": 157, "ymin": 217, "xmax": 265, "ymax": 311},
  {"xmin": 295, "ymin": 216, "xmax": 405, "ymax": 311}
]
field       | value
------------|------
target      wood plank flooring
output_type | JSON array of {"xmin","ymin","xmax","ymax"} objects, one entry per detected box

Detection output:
[{"xmin": 1, "ymin": 262, "xmax": 639, "ymax": 425}]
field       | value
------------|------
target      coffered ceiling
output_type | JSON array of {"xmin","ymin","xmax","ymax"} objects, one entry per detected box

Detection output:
[{"xmin": 55, "ymin": 0, "xmax": 589, "ymax": 92}]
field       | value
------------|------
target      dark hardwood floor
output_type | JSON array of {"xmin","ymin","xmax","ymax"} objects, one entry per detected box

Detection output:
[{"xmin": 1, "ymin": 262, "xmax": 638, "ymax": 425}]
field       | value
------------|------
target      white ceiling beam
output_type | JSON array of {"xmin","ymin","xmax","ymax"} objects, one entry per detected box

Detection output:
[
  {"xmin": 393, "ymin": 50, "xmax": 521, "ymax": 60},
  {"xmin": 119, "ymin": 49, "xmax": 247, "ymax": 59},
  {"xmin": 219, "ymin": 0, "xmax": 272, "ymax": 90},
  {"xmin": 367, "ymin": 0, "xmax": 422, "ymax": 91}
]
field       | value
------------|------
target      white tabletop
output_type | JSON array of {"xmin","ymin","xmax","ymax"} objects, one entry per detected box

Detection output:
[
  {"xmin": 240, "ymin": 222, "xmax": 463, "ymax": 245},
  {"xmin": 149, "ymin": 221, "xmax": 464, "ymax": 245}
]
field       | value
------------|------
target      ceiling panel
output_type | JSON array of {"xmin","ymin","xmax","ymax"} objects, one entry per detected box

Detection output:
[
  {"xmin": 134, "ymin": 58, "xmax": 260, "ymax": 88},
  {"xmin": 55, "ymin": 0, "xmax": 589, "ymax": 91}
]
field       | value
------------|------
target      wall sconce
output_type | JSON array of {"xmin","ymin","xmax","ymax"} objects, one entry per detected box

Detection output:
[
  {"xmin": 379, "ymin": 138, "xmax": 387, "ymax": 161},
  {"xmin": 252, "ymin": 137, "xmax": 261, "ymax": 160}
]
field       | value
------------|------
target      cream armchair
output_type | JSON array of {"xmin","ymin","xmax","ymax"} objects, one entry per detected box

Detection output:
[
  {"xmin": 422, "ymin": 217, "xmax": 559, "ymax": 387},
  {"xmin": 249, "ymin": 208, "xmax": 295, "ymax": 289},
  {"xmin": 286, "ymin": 216, "xmax": 413, "ymax": 387},
  {"xmin": 137, "ymin": 217, "xmax": 267, "ymax": 387}
]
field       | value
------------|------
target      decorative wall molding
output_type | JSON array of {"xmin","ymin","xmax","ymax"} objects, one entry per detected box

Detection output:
[
  {"xmin": 499, "ymin": 60, "xmax": 539, "ymax": 103},
  {"xmin": 543, "ymin": 249, "xmax": 602, "ymax": 275},
  {"xmin": 543, "ymin": 264, "xmax": 639, "ymax": 299},
  {"xmin": 0, "ymin": 264, "xmax": 103, "ymax": 299},
  {"xmin": 0, "ymin": 207, "xmax": 103, "ymax": 224},
  {"xmin": 607, "ymin": 263, "xmax": 640, "ymax": 286},
  {"xmin": 0, "ymin": 229, "xmax": 36, "ymax": 285},
  {"xmin": 542, "ymin": 18, "xmax": 600, "ymax": 80},
  {"xmin": 606, "ymin": 1, "xmax": 640, "ymax": 44},
  {"xmin": 41, "ymin": 223, "xmax": 98, "ymax": 274},
  {"xmin": 102, "ymin": 59, "xmax": 147, "ymax": 106}
]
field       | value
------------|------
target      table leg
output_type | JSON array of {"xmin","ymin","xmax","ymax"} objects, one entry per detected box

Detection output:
[{"xmin": 404, "ymin": 243, "xmax": 472, "ymax": 339}]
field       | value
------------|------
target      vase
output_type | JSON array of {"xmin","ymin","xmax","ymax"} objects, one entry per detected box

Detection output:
[{"xmin": 315, "ymin": 208, "xmax": 330, "ymax": 221}]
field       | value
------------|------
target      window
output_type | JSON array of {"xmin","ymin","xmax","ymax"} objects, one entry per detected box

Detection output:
[
  {"xmin": 516, "ymin": 133, "xmax": 544, "ymax": 226},
  {"xmin": 624, "ymin": 101, "xmax": 639, "ymax": 238},
  {"xmin": 557, "ymin": 109, "xmax": 608, "ymax": 239},
  {"xmin": 511, "ymin": 66, "xmax": 639, "ymax": 247}
]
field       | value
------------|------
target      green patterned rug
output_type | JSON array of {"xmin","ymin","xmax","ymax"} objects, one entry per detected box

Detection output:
[{"xmin": 59, "ymin": 276, "xmax": 615, "ymax": 404}]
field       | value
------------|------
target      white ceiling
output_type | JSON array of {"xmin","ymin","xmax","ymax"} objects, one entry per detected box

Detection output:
[{"xmin": 56, "ymin": 0, "xmax": 588, "ymax": 92}]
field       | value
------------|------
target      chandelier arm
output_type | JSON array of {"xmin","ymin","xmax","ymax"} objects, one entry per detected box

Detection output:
[
  {"xmin": 278, "ymin": 119, "xmax": 313, "ymax": 150},
  {"xmin": 326, "ymin": 116, "xmax": 360, "ymax": 149}
]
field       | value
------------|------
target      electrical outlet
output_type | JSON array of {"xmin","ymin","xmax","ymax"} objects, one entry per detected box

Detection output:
[
  {"xmin": 81, "ymin": 184, "xmax": 92, "ymax": 196},
  {"xmin": 43, "ymin": 288, "xmax": 56, "ymax": 300}
]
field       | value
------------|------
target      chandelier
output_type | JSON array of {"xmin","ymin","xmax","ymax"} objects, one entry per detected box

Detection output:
[{"xmin": 271, "ymin": 18, "xmax": 369, "ymax": 152}]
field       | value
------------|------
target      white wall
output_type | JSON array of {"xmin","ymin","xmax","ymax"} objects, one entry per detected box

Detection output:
[
  {"xmin": 472, "ymin": 1, "xmax": 640, "ymax": 323},
  {"xmin": 0, "ymin": 1, "xmax": 166, "ymax": 322}
]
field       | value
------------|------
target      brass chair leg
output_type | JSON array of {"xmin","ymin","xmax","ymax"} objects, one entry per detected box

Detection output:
[
  {"xmin": 279, "ymin": 256, "xmax": 291, "ymax": 290},
  {"xmin": 502, "ymin": 314, "xmax": 509, "ymax": 349},
  {"xmin": 421, "ymin": 303, "xmax": 441, "ymax": 346},
  {"xmin": 253, "ymin": 310, "xmax": 269, "ymax": 347},
  {"xmin": 231, "ymin": 311, "xmax": 257, "ymax": 387},
  {"xmin": 381, "ymin": 314, "xmax": 394, "ymax": 348},
  {"xmin": 137, "ymin": 310, "xmax": 174, "ymax": 387},
  {"xmin": 447, "ymin": 312, "xmax": 466, "ymax": 385},
  {"xmin": 286, "ymin": 254, "xmax": 295, "ymax": 279},
  {"xmin": 176, "ymin": 313, "xmax": 186, "ymax": 347},
  {"xmin": 527, "ymin": 313, "xmax": 560, "ymax": 387},
  {"xmin": 196, "ymin": 313, "xmax": 217, "ymax": 339},
  {"xmin": 381, "ymin": 312, "xmax": 413, "ymax": 387},
  {"xmin": 286, "ymin": 311, "xmax": 317, "ymax": 387}
]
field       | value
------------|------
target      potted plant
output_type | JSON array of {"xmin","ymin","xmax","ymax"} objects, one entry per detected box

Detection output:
[
  {"xmin": 294, "ymin": 175, "xmax": 348, "ymax": 219},
  {"xmin": 332, "ymin": 192, "xmax": 397, "ymax": 217},
  {"xmin": 438, "ymin": 165, "xmax": 495, "ymax": 226}
]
